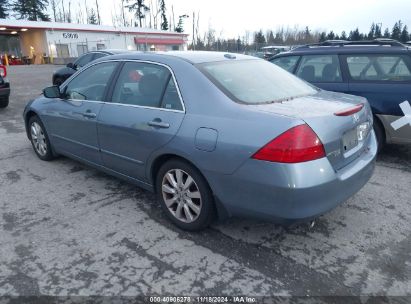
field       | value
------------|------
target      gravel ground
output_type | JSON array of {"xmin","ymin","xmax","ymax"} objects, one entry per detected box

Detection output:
[{"xmin": 0, "ymin": 65, "xmax": 410, "ymax": 303}]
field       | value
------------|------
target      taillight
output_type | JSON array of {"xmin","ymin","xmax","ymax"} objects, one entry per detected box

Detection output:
[
  {"xmin": 252, "ymin": 124, "xmax": 326, "ymax": 163},
  {"xmin": 0, "ymin": 65, "xmax": 6, "ymax": 78},
  {"xmin": 334, "ymin": 104, "xmax": 363, "ymax": 116}
]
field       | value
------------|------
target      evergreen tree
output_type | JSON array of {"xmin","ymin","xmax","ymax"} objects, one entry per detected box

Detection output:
[
  {"xmin": 326, "ymin": 31, "xmax": 335, "ymax": 40},
  {"xmin": 340, "ymin": 31, "xmax": 347, "ymax": 40},
  {"xmin": 400, "ymin": 25, "xmax": 409, "ymax": 42},
  {"xmin": 13, "ymin": 0, "xmax": 50, "ymax": 21},
  {"xmin": 319, "ymin": 31, "xmax": 327, "ymax": 42},
  {"xmin": 267, "ymin": 30, "xmax": 275, "ymax": 44},
  {"xmin": 254, "ymin": 30, "xmax": 266, "ymax": 45},
  {"xmin": 0, "ymin": 0, "xmax": 9, "ymax": 18},
  {"xmin": 349, "ymin": 28, "xmax": 362, "ymax": 41},
  {"xmin": 126, "ymin": 0, "xmax": 150, "ymax": 27},
  {"xmin": 383, "ymin": 27, "xmax": 390, "ymax": 38},
  {"xmin": 374, "ymin": 24, "xmax": 382, "ymax": 38},
  {"xmin": 303, "ymin": 26, "xmax": 312, "ymax": 43},
  {"xmin": 159, "ymin": 0, "xmax": 168, "ymax": 30},
  {"xmin": 174, "ymin": 14, "xmax": 188, "ymax": 33},
  {"xmin": 88, "ymin": 8, "xmax": 98, "ymax": 24},
  {"xmin": 391, "ymin": 20, "xmax": 402, "ymax": 40},
  {"xmin": 368, "ymin": 23, "xmax": 375, "ymax": 39}
]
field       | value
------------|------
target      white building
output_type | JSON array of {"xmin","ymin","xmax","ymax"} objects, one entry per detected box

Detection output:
[{"xmin": 0, "ymin": 19, "xmax": 189, "ymax": 64}]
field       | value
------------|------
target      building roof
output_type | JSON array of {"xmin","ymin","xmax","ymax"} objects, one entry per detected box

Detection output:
[{"xmin": 0, "ymin": 18, "xmax": 188, "ymax": 36}]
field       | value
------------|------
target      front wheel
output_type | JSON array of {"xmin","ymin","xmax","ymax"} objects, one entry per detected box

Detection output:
[
  {"xmin": 28, "ymin": 116, "xmax": 55, "ymax": 161},
  {"xmin": 156, "ymin": 159, "xmax": 215, "ymax": 231}
]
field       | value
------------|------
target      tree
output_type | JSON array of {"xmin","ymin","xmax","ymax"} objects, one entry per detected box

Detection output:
[
  {"xmin": 254, "ymin": 30, "xmax": 266, "ymax": 45},
  {"xmin": 391, "ymin": 20, "xmax": 402, "ymax": 40},
  {"xmin": 13, "ymin": 0, "xmax": 50, "ymax": 21},
  {"xmin": 267, "ymin": 30, "xmax": 275, "ymax": 44},
  {"xmin": 126, "ymin": 0, "xmax": 150, "ymax": 27},
  {"xmin": 383, "ymin": 27, "xmax": 390, "ymax": 38},
  {"xmin": 368, "ymin": 23, "xmax": 375, "ymax": 39},
  {"xmin": 174, "ymin": 14, "xmax": 188, "ymax": 33},
  {"xmin": 0, "ymin": 0, "xmax": 9, "ymax": 18},
  {"xmin": 349, "ymin": 28, "xmax": 362, "ymax": 41},
  {"xmin": 159, "ymin": 0, "xmax": 168, "ymax": 30},
  {"xmin": 340, "ymin": 31, "xmax": 347, "ymax": 40},
  {"xmin": 400, "ymin": 25, "xmax": 409, "ymax": 42},
  {"xmin": 88, "ymin": 7, "xmax": 98, "ymax": 24},
  {"xmin": 374, "ymin": 24, "xmax": 382, "ymax": 38},
  {"xmin": 319, "ymin": 31, "xmax": 327, "ymax": 42},
  {"xmin": 326, "ymin": 31, "xmax": 336, "ymax": 40}
]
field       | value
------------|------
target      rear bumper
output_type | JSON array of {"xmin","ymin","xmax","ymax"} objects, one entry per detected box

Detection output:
[{"xmin": 206, "ymin": 131, "xmax": 377, "ymax": 224}]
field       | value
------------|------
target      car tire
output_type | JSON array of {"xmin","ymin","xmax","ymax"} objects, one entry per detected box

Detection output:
[
  {"xmin": 373, "ymin": 117, "xmax": 385, "ymax": 152},
  {"xmin": 28, "ymin": 116, "xmax": 55, "ymax": 161},
  {"xmin": 54, "ymin": 77, "xmax": 64, "ymax": 86},
  {"xmin": 0, "ymin": 96, "xmax": 9, "ymax": 108},
  {"xmin": 156, "ymin": 159, "xmax": 215, "ymax": 231}
]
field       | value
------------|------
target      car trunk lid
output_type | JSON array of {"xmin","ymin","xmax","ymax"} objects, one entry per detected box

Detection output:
[{"xmin": 247, "ymin": 90, "xmax": 373, "ymax": 170}]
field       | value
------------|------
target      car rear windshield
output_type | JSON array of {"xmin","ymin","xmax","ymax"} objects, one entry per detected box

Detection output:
[{"xmin": 199, "ymin": 59, "xmax": 317, "ymax": 104}]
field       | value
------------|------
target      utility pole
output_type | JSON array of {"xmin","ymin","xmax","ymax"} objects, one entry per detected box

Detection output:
[
  {"xmin": 172, "ymin": 5, "xmax": 175, "ymax": 32},
  {"xmin": 192, "ymin": 11, "xmax": 195, "ymax": 50}
]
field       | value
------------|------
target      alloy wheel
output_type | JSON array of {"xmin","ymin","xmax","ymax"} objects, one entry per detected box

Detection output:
[
  {"xmin": 161, "ymin": 169, "xmax": 202, "ymax": 223},
  {"xmin": 30, "ymin": 122, "xmax": 48, "ymax": 156}
]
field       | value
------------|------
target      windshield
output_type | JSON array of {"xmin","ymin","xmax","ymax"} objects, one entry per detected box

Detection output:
[{"xmin": 199, "ymin": 59, "xmax": 317, "ymax": 104}]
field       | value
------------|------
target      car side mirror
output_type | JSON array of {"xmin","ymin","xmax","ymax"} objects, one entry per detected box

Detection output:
[
  {"xmin": 43, "ymin": 86, "xmax": 61, "ymax": 98},
  {"xmin": 66, "ymin": 62, "xmax": 74, "ymax": 69}
]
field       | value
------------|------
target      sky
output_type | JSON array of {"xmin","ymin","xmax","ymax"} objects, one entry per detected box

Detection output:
[{"xmin": 61, "ymin": 0, "xmax": 411, "ymax": 40}]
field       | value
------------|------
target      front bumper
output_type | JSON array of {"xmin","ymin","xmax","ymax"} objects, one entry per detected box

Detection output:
[{"xmin": 207, "ymin": 131, "xmax": 377, "ymax": 224}]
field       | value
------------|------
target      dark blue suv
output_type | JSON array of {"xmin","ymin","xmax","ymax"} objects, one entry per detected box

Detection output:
[{"xmin": 270, "ymin": 39, "xmax": 411, "ymax": 150}]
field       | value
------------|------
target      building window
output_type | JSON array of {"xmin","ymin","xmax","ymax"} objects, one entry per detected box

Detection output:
[
  {"xmin": 56, "ymin": 44, "xmax": 69, "ymax": 58},
  {"xmin": 77, "ymin": 44, "xmax": 88, "ymax": 56},
  {"xmin": 97, "ymin": 43, "xmax": 106, "ymax": 50},
  {"xmin": 172, "ymin": 45, "xmax": 179, "ymax": 51}
]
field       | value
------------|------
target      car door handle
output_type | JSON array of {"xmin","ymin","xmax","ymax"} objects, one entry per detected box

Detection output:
[
  {"xmin": 148, "ymin": 119, "xmax": 170, "ymax": 129},
  {"xmin": 82, "ymin": 112, "xmax": 97, "ymax": 119}
]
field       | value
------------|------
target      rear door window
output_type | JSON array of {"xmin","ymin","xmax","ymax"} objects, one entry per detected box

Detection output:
[
  {"xmin": 346, "ymin": 55, "xmax": 411, "ymax": 81},
  {"xmin": 270, "ymin": 56, "xmax": 300, "ymax": 72},
  {"xmin": 111, "ymin": 61, "xmax": 183, "ymax": 110},
  {"xmin": 296, "ymin": 55, "xmax": 342, "ymax": 82}
]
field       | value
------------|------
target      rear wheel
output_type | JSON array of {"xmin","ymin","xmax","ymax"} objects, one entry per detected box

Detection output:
[
  {"xmin": 0, "ymin": 96, "xmax": 9, "ymax": 108},
  {"xmin": 373, "ymin": 117, "xmax": 385, "ymax": 152},
  {"xmin": 28, "ymin": 116, "xmax": 55, "ymax": 161},
  {"xmin": 156, "ymin": 159, "xmax": 215, "ymax": 231}
]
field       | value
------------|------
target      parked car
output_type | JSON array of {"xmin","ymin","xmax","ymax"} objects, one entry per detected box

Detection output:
[
  {"xmin": 24, "ymin": 51, "xmax": 377, "ymax": 231},
  {"xmin": 0, "ymin": 65, "xmax": 10, "ymax": 108},
  {"xmin": 270, "ymin": 39, "xmax": 411, "ymax": 150},
  {"xmin": 52, "ymin": 50, "xmax": 127, "ymax": 86}
]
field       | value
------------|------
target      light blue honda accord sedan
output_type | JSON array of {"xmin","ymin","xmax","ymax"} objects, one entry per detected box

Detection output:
[{"xmin": 23, "ymin": 51, "xmax": 377, "ymax": 231}]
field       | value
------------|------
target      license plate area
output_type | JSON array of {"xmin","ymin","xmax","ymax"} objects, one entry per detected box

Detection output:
[{"xmin": 342, "ymin": 128, "xmax": 359, "ymax": 153}]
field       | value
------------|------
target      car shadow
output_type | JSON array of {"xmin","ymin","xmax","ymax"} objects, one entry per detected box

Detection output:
[{"xmin": 377, "ymin": 143, "xmax": 411, "ymax": 171}]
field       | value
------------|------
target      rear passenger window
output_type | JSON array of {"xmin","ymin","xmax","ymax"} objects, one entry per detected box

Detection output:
[
  {"xmin": 270, "ymin": 56, "xmax": 300, "ymax": 72},
  {"xmin": 296, "ymin": 55, "xmax": 342, "ymax": 83},
  {"xmin": 346, "ymin": 55, "xmax": 411, "ymax": 81},
  {"xmin": 112, "ymin": 62, "xmax": 183, "ymax": 110}
]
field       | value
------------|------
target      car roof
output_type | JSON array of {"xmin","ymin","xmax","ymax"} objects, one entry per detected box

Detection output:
[
  {"xmin": 272, "ymin": 40, "xmax": 411, "ymax": 57},
  {"xmin": 113, "ymin": 51, "xmax": 257, "ymax": 64}
]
